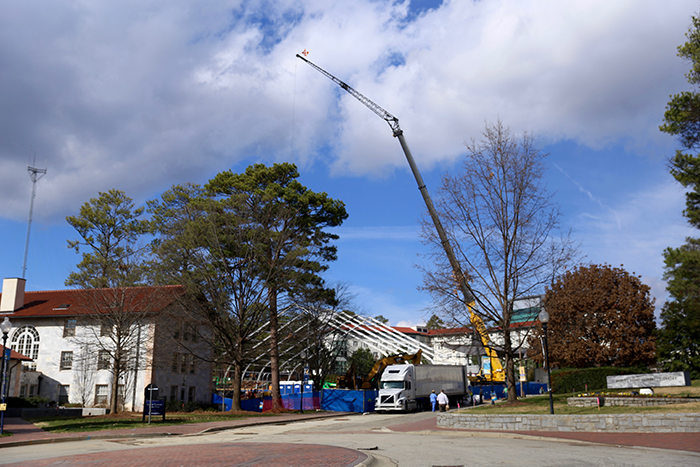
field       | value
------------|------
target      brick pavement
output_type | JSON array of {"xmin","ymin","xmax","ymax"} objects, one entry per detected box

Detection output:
[
  {"xmin": 385, "ymin": 413, "xmax": 700, "ymax": 453},
  {"xmin": 1, "ymin": 410, "xmax": 699, "ymax": 463},
  {"xmin": 0, "ymin": 412, "xmax": 343, "ymax": 448},
  {"xmin": 1, "ymin": 443, "xmax": 368, "ymax": 467}
]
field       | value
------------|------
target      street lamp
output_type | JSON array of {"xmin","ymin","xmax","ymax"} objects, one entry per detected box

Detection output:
[
  {"xmin": 299, "ymin": 351, "xmax": 307, "ymax": 414},
  {"xmin": 538, "ymin": 309, "xmax": 554, "ymax": 415},
  {"xmin": 1, "ymin": 317, "xmax": 13, "ymax": 434}
]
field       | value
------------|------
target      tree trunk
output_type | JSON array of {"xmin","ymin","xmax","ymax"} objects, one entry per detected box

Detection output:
[
  {"xmin": 269, "ymin": 287, "xmax": 282, "ymax": 410},
  {"xmin": 231, "ymin": 360, "xmax": 243, "ymax": 411},
  {"xmin": 110, "ymin": 358, "xmax": 120, "ymax": 414},
  {"xmin": 503, "ymin": 333, "xmax": 518, "ymax": 403}
]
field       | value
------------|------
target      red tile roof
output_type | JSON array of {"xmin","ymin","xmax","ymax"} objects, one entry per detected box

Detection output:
[
  {"xmin": 0, "ymin": 346, "xmax": 32, "ymax": 361},
  {"xmin": 0, "ymin": 285, "xmax": 184, "ymax": 318}
]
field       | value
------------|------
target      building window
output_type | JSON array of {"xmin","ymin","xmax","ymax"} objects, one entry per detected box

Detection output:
[
  {"xmin": 10, "ymin": 325, "xmax": 39, "ymax": 371},
  {"xmin": 29, "ymin": 385, "xmax": 38, "ymax": 397},
  {"xmin": 189, "ymin": 355, "xmax": 196, "ymax": 375},
  {"xmin": 180, "ymin": 354, "xmax": 188, "ymax": 374},
  {"xmin": 19, "ymin": 385, "xmax": 26, "ymax": 397},
  {"xmin": 63, "ymin": 319, "xmax": 77, "ymax": 337},
  {"xmin": 97, "ymin": 350, "xmax": 111, "ymax": 370},
  {"xmin": 95, "ymin": 385, "xmax": 108, "ymax": 406},
  {"xmin": 188, "ymin": 386, "xmax": 195, "ymax": 402},
  {"xmin": 172, "ymin": 354, "xmax": 178, "ymax": 372},
  {"xmin": 58, "ymin": 385, "xmax": 69, "ymax": 405},
  {"xmin": 100, "ymin": 324, "xmax": 112, "ymax": 337},
  {"xmin": 170, "ymin": 385, "xmax": 178, "ymax": 401},
  {"xmin": 60, "ymin": 351, "xmax": 73, "ymax": 370}
]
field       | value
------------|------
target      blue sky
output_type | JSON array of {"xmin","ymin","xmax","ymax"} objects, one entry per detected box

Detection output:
[{"xmin": 0, "ymin": 0, "xmax": 697, "ymax": 326}]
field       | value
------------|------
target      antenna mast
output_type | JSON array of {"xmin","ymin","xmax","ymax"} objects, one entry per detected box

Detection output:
[{"xmin": 22, "ymin": 156, "xmax": 47, "ymax": 278}]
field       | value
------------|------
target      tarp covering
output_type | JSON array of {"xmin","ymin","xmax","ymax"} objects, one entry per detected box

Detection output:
[
  {"xmin": 212, "ymin": 392, "xmax": 321, "ymax": 412},
  {"xmin": 321, "ymin": 389, "xmax": 377, "ymax": 413}
]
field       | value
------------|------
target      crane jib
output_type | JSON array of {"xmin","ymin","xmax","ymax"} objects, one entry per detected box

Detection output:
[{"xmin": 296, "ymin": 53, "xmax": 477, "ymax": 308}]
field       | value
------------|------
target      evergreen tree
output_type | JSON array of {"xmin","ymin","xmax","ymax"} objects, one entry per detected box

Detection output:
[
  {"xmin": 659, "ymin": 15, "xmax": 700, "ymax": 377},
  {"xmin": 528, "ymin": 264, "xmax": 656, "ymax": 368}
]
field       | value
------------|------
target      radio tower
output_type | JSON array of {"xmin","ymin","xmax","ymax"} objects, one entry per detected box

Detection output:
[{"xmin": 22, "ymin": 156, "xmax": 47, "ymax": 278}]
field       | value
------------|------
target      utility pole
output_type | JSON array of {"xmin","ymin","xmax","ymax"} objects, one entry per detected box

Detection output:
[{"xmin": 22, "ymin": 156, "xmax": 47, "ymax": 278}]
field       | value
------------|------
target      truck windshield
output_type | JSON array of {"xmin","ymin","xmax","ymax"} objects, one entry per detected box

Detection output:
[{"xmin": 380, "ymin": 381, "xmax": 404, "ymax": 389}]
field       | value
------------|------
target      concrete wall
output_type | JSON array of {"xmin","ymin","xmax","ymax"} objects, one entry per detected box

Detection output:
[
  {"xmin": 568, "ymin": 397, "xmax": 700, "ymax": 407},
  {"xmin": 437, "ymin": 413, "xmax": 700, "ymax": 433}
]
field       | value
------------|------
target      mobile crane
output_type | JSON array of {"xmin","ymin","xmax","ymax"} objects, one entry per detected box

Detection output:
[
  {"xmin": 296, "ymin": 54, "xmax": 483, "ymax": 350},
  {"xmin": 467, "ymin": 303, "xmax": 505, "ymax": 384}
]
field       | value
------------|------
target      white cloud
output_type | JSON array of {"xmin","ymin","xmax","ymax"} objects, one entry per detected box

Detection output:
[
  {"xmin": 0, "ymin": 0, "xmax": 697, "ymax": 223},
  {"xmin": 571, "ymin": 177, "xmax": 695, "ymax": 314}
]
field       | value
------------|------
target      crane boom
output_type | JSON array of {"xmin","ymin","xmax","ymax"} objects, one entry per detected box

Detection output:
[
  {"xmin": 296, "ymin": 54, "xmax": 477, "ymax": 307},
  {"xmin": 296, "ymin": 54, "xmax": 401, "ymax": 135}
]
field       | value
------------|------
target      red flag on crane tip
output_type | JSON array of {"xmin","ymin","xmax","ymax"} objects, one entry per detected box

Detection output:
[{"xmin": 302, "ymin": 49, "xmax": 309, "ymax": 56}]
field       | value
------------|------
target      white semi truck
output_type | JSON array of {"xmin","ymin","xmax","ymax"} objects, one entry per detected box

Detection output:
[{"xmin": 375, "ymin": 364, "xmax": 471, "ymax": 412}]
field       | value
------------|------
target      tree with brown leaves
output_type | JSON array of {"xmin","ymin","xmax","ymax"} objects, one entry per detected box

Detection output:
[{"xmin": 529, "ymin": 264, "xmax": 656, "ymax": 368}]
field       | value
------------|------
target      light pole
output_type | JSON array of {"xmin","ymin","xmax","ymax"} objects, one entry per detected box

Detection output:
[
  {"xmin": 1, "ymin": 317, "xmax": 13, "ymax": 434},
  {"xmin": 538, "ymin": 309, "xmax": 554, "ymax": 415},
  {"xmin": 299, "ymin": 351, "xmax": 307, "ymax": 414}
]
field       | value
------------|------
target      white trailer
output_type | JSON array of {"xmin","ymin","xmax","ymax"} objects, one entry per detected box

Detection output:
[{"xmin": 375, "ymin": 364, "xmax": 470, "ymax": 412}]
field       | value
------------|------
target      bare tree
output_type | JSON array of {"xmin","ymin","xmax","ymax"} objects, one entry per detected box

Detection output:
[
  {"xmin": 69, "ymin": 286, "xmax": 175, "ymax": 412},
  {"xmin": 286, "ymin": 283, "xmax": 356, "ymax": 390},
  {"xmin": 72, "ymin": 344, "xmax": 96, "ymax": 407},
  {"xmin": 66, "ymin": 189, "xmax": 159, "ymax": 413},
  {"xmin": 420, "ymin": 120, "xmax": 577, "ymax": 402}
]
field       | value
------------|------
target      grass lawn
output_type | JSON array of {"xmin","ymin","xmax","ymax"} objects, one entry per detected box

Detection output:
[
  {"xmin": 459, "ymin": 380, "xmax": 700, "ymax": 415},
  {"xmin": 29, "ymin": 410, "xmax": 282, "ymax": 434}
]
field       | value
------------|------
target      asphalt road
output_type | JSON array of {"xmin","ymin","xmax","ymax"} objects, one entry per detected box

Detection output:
[{"xmin": 1, "ymin": 411, "xmax": 698, "ymax": 467}]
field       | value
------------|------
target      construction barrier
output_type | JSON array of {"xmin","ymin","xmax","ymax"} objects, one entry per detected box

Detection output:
[
  {"xmin": 212, "ymin": 392, "xmax": 321, "ymax": 412},
  {"xmin": 320, "ymin": 389, "xmax": 377, "ymax": 413}
]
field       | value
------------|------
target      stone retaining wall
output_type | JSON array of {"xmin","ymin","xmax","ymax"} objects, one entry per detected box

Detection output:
[
  {"xmin": 437, "ymin": 413, "xmax": 700, "ymax": 433},
  {"xmin": 568, "ymin": 397, "xmax": 700, "ymax": 408}
]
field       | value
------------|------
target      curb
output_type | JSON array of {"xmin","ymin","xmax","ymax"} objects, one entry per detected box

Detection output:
[{"xmin": 0, "ymin": 412, "xmax": 349, "ymax": 449}]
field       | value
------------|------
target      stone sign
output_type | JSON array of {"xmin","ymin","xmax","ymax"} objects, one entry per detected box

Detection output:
[{"xmin": 607, "ymin": 371, "xmax": 690, "ymax": 389}]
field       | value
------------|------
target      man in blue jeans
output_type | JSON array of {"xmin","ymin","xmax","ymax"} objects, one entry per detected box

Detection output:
[{"xmin": 430, "ymin": 390, "xmax": 437, "ymax": 412}]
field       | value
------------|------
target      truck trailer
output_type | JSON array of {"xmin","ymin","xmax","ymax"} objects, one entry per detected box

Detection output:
[{"xmin": 375, "ymin": 364, "xmax": 470, "ymax": 412}]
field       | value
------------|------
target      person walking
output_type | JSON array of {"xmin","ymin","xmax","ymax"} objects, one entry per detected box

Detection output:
[
  {"xmin": 437, "ymin": 389, "xmax": 449, "ymax": 412},
  {"xmin": 430, "ymin": 390, "xmax": 437, "ymax": 412}
]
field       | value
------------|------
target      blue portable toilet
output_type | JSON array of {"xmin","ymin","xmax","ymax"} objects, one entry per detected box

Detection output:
[{"xmin": 293, "ymin": 382, "xmax": 301, "ymax": 394}]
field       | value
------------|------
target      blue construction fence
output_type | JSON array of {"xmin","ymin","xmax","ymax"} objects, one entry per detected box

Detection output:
[
  {"xmin": 212, "ymin": 389, "xmax": 376, "ymax": 413},
  {"xmin": 212, "ymin": 391, "xmax": 321, "ymax": 412},
  {"xmin": 471, "ymin": 382, "xmax": 548, "ymax": 401},
  {"xmin": 212, "ymin": 383, "xmax": 547, "ymax": 413},
  {"xmin": 321, "ymin": 389, "xmax": 377, "ymax": 413}
]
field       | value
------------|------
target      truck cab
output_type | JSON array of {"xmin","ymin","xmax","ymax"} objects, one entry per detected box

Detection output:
[{"xmin": 375, "ymin": 365, "xmax": 418, "ymax": 412}]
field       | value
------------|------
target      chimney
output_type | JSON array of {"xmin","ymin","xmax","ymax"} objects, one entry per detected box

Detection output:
[{"xmin": 1, "ymin": 278, "xmax": 26, "ymax": 313}]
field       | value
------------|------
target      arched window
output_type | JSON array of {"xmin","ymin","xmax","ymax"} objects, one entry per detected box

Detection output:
[{"xmin": 11, "ymin": 325, "xmax": 39, "ymax": 371}]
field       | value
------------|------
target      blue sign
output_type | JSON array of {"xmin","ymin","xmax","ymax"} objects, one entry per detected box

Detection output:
[
  {"xmin": 3, "ymin": 348, "xmax": 10, "ymax": 361},
  {"xmin": 303, "ymin": 366, "xmax": 309, "ymax": 383},
  {"xmin": 144, "ymin": 399, "xmax": 165, "ymax": 416}
]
